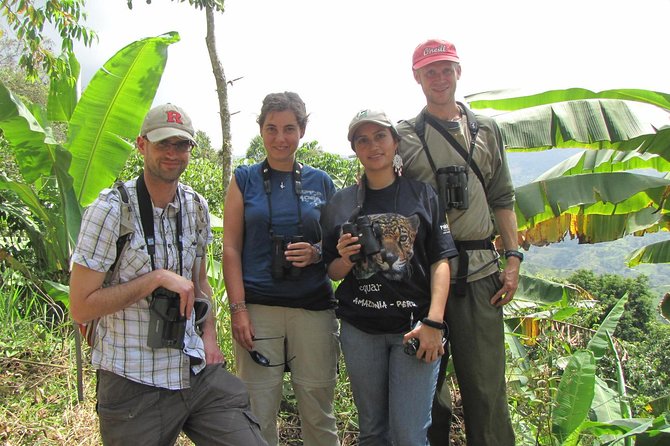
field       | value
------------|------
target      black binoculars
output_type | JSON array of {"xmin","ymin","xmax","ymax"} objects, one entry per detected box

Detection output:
[
  {"xmin": 271, "ymin": 235, "xmax": 303, "ymax": 280},
  {"xmin": 147, "ymin": 287, "xmax": 186, "ymax": 350},
  {"xmin": 341, "ymin": 216, "xmax": 382, "ymax": 263},
  {"xmin": 436, "ymin": 165, "xmax": 469, "ymax": 211}
]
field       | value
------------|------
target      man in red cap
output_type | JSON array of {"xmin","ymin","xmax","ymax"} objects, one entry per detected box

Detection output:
[{"xmin": 398, "ymin": 39, "xmax": 520, "ymax": 445}]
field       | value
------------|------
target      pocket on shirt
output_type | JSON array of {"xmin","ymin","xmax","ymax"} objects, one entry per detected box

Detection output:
[{"xmin": 119, "ymin": 234, "xmax": 151, "ymax": 275}]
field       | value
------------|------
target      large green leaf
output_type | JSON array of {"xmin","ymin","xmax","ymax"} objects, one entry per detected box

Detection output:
[
  {"xmin": 515, "ymin": 274, "xmax": 575, "ymax": 306},
  {"xmin": 518, "ymin": 208, "xmax": 669, "ymax": 246},
  {"xmin": 587, "ymin": 293, "xmax": 629, "ymax": 361},
  {"xmin": 47, "ymin": 52, "xmax": 81, "ymax": 123},
  {"xmin": 0, "ymin": 176, "xmax": 69, "ymax": 271},
  {"xmin": 591, "ymin": 376, "xmax": 623, "ymax": 422},
  {"xmin": 661, "ymin": 293, "xmax": 670, "ymax": 322},
  {"xmin": 67, "ymin": 32, "xmax": 180, "ymax": 206},
  {"xmin": 626, "ymin": 239, "xmax": 670, "ymax": 265},
  {"xmin": 552, "ymin": 349, "xmax": 596, "ymax": 441},
  {"xmin": 0, "ymin": 82, "xmax": 57, "ymax": 182},
  {"xmin": 492, "ymin": 99, "xmax": 660, "ymax": 152},
  {"xmin": 580, "ymin": 416, "xmax": 670, "ymax": 445},
  {"xmin": 537, "ymin": 149, "xmax": 670, "ymax": 181},
  {"xmin": 516, "ymin": 172, "xmax": 670, "ymax": 222},
  {"xmin": 467, "ymin": 88, "xmax": 670, "ymax": 112}
]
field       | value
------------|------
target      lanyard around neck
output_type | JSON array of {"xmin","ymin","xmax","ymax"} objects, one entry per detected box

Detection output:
[
  {"xmin": 261, "ymin": 159, "xmax": 303, "ymax": 237},
  {"xmin": 136, "ymin": 172, "xmax": 183, "ymax": 275},
  {"xmin": 347, "ymin": 174, "xmax": 400, "ymax": 223}
]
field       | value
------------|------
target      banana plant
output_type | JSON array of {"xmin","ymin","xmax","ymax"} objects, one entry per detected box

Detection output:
[
  {"xmin": 466, "ymin": 88, "xmax": 670, "ymax": 264},
  {"xmin": 0, "ymin": 32, "xmax": 180, "ymax": 285}
]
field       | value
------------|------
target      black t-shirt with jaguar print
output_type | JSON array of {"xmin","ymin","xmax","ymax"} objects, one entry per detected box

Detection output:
[{"xmin": 322, "ymin": 176, "xmax": 458, "ymax": 334}]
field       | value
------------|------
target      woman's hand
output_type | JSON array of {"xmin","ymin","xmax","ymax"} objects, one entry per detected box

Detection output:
[
  {"xmin": 231, "ymin": 310, "xmax": 255, "ymax": 351},
  {"xmin": 285, "ymin": 241, "xmax": 319, "ymax": 267},
  {"xmin": 403, "ymin": 322, "xmax": 445, "ymax": 363},
  {"xmin": 336, "ymin": 233, "xmax": 360, "ymax": 265}
]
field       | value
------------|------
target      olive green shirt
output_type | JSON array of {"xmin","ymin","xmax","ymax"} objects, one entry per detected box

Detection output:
[{"xmin": 397, "ymin": 107, "xmax": 515, "ymax": 282}]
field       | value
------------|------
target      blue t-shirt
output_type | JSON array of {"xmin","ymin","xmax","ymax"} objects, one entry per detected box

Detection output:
[{"xmin": 235, "ymin": 162, "xmax": 336, "ymax": 310}]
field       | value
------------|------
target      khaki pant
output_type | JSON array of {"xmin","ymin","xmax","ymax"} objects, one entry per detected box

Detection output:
[
  {"xmin": 429, "ymin": 273, "xmax": 515, "ymax": 446},
  {"xmin": 234, "ymin": 304, "xmax": 341, "ymax": 446}
]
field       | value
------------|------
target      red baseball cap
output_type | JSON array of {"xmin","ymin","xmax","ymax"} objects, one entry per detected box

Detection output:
[{"xmin": 412, "ymin": 39, "xmax": 460, "ymax": 70}]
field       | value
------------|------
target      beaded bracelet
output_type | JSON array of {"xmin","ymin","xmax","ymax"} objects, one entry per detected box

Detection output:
[{"xmin": 229, "ymin": 301, "xmax": 247, "ymax": 314}]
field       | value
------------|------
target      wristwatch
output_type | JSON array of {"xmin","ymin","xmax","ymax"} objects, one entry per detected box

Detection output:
[
  {"xmin": 312, "ymin": 243, "xmax": 323, "ymax": 263},
  {"xmin": 504, "ymin": 249, "xmax": 524, "ymax": 263}
]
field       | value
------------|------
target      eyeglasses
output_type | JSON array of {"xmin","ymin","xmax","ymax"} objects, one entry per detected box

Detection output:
[
  {"xmin": 249, "ymin": 336, "xmax": 296, "ymax": 368},
  {"xmin": 145, "ymin": 137, "xmax": 194, "ymax": 153}
]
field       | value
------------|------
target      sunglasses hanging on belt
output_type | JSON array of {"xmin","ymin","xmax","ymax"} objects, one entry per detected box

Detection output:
[{"xmin": 249, "ymin": 336, "xmax": 296, "ymax": 368}]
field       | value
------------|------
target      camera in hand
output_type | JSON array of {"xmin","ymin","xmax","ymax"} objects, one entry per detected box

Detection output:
[
  {"xmin": 436, "ymin": 165, "xmax": 469, "ymax": 211},
  {"xmin": 404, "ymin": 337, "xmax": 421, "ymax": 356},
  {"xmin": 341, "ymin": 216, "xmax": 382, "ymax": 263},
  {"xmin": 147, "ymin": 287, "xmax": 186, "ymax": 349},
  {"xmin": 271, "ymin": 235, "xmax": 303, "ymax": 280}
]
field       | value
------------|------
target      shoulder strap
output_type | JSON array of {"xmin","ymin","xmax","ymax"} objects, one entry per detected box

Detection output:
[
  {"xmin": 412, "ymin": 105, "xmax": 488, "ymax": 195},
  {"xmin": 75, "ymin": 180, "xmax": 136, "ymax": 402},
  {"xmin": 104, "ymin": 181, "xmax": 134, "ymax": 286},
  {"xmin": 191, "ymin": 191, "xmax": 208, "ymax": 259}
]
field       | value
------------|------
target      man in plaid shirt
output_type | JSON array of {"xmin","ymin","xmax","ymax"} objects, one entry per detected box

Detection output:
[{"xmin": 70, "ymin": 104, "xmax": 266, "ymax": 446}]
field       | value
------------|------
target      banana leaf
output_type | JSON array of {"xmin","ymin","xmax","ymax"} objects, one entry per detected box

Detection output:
[
  {"xmin": 552, "ymin": 349, "xmax": 596, "ymax": 442},
  {"xmin": 627, "ymin": 239, "xmax": 670, "ymax": 266},
  {"xmin": 66, "ymin": 31, "xmax": 180, "ymax": 207},
  {"xmin": 466, "ymin": 88, "xmax": 670, "ymax": 112}
]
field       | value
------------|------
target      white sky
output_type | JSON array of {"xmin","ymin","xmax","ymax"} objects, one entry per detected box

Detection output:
[{"xmin": 69, "ymin": 0, "xmax": 670, "ymax": 157}]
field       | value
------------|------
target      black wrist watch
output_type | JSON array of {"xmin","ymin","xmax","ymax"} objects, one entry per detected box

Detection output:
[
  {"xmin": 421, "ymin": 317, "xmax": 447, "ymax": 330},
  {"xmin": 504, "ymin": 249, "xmax": 524, "ymax": 262}
]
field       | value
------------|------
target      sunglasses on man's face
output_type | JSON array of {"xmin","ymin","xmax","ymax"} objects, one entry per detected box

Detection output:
[
  {"xmin": 144, "ymin": 137, "xmax": 195, "ymax": 154},
  {"xmin": 250, "ymin": 336, "xmax": 296, "ymax": 368}
]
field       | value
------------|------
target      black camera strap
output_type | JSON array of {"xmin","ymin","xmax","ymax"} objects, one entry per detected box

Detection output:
[
  {"xmin": 136, "ymin": 171, "xmax": 184, "ymax": 276},
  {"xmin": 261, "ymin": 159, "xmax": 304, "ymax": 238},
  {"xmin": 348, "ymin": 174, "xmax": 400, "ymax": 223},
  {"xmin": 413, "ymin": 103, "xmax": 487, "ymax": 195}
]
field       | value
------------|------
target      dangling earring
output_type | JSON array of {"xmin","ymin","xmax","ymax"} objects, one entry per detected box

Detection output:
[{"xmin": 393, "ymin": 153, "xmax": 404, "ymax": 176}]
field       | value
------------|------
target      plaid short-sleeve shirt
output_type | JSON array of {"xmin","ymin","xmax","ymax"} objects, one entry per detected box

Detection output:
[{"xmin": 71, "ymin": 178, "xmax": 213, "ymax": 389}]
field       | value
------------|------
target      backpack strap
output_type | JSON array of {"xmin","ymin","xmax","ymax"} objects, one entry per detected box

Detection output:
[
  {"xmin": 191, "ymin": 191, "xmax": 207, "ymax": 259},
  {"xmin": 105, "ymin": 181, "xmax": 134, "ymax": 285},
  {"xmin": 75, "ymin": 180, "xmax": 135, "ymax": 402}
]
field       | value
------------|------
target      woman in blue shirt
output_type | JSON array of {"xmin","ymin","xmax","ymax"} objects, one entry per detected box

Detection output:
[{"xmin": 223, "ymin": 92, "xmax": 339, "ymax": 446}]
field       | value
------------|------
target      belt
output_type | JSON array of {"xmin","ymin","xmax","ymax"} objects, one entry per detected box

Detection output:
[{"xmin": 453, "ymin": 238, "xmax": 494, "ymax": 298}]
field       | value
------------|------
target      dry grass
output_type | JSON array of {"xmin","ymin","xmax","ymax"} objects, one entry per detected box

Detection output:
[
  {"xmin": 0, "ymin": 324, "xmax": 361, "ymax": 445},
  {"xmin": 0, "ymin": 322, "xmax": 465, "ymax": 446}
]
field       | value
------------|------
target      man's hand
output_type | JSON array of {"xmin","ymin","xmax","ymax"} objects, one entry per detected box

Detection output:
[
  {"xmin": 490, "ymin": 258, "xmax": 520, "ymax": 307},
  {"xmin": 202, "ymin": 328, "xmax": 225, "ymax": 364},
  {"xmin": 160, "ymin": 270, "xmax": 196, "ymax": 319}
]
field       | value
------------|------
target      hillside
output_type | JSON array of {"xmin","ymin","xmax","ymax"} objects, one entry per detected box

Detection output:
[{"xmin": 507, "ymin": 150, "xmax": 670, "ymax": 296}]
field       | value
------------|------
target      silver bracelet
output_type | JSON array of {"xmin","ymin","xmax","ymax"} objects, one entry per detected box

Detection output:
[{"xmin": 229, "ymin": 301, "xmax": 247, "ymax": 314}]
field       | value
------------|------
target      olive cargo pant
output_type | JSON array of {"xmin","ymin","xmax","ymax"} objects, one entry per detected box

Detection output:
[{"xmin": 428, "ymin": 273, "xmax": 515, "ymax": 446}]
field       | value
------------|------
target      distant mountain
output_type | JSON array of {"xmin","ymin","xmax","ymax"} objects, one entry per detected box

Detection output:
[{"xmin": 506, "ymin": 149, "xmax": 670, "ymax": 296}]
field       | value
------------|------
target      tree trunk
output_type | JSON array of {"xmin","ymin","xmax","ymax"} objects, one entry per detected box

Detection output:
[{"xmin": 205, "ymin": 5, "xmax": 232, "ymax": 206}]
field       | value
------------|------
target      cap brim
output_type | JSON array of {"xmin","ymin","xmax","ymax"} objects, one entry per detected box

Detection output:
[
  {"xmin": 145, "ymin": 128, "xmax": 197, "ymax": 145},
  {"xmin": 413, "ymin": 55, "xmax": 460, "ymax": 70},
  {"xmin": 347, "ymin": 119, "xmax": 395, "ymax": 142}
]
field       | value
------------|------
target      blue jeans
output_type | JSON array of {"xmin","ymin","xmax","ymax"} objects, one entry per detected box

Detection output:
[{"xmin": 340, "ymin": 321, "xmax": 439, "ymax": 446}]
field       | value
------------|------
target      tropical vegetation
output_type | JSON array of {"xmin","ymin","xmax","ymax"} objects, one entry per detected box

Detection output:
[{"xmin": 1, "ymin": 5, "xmax": 669, "ymax": 444}]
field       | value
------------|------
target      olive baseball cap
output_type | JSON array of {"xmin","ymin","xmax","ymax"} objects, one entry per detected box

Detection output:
[
  {"xmin": 347, "ymin": 109, "xmax": 399, "ymax": 150},
  {"xmin": 140, "ymin": 103, "xmax": 196, "ymax": 144},
  {"xmin": 412, "ymin": 39, "xmax": 460, "ymax": 70}
]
